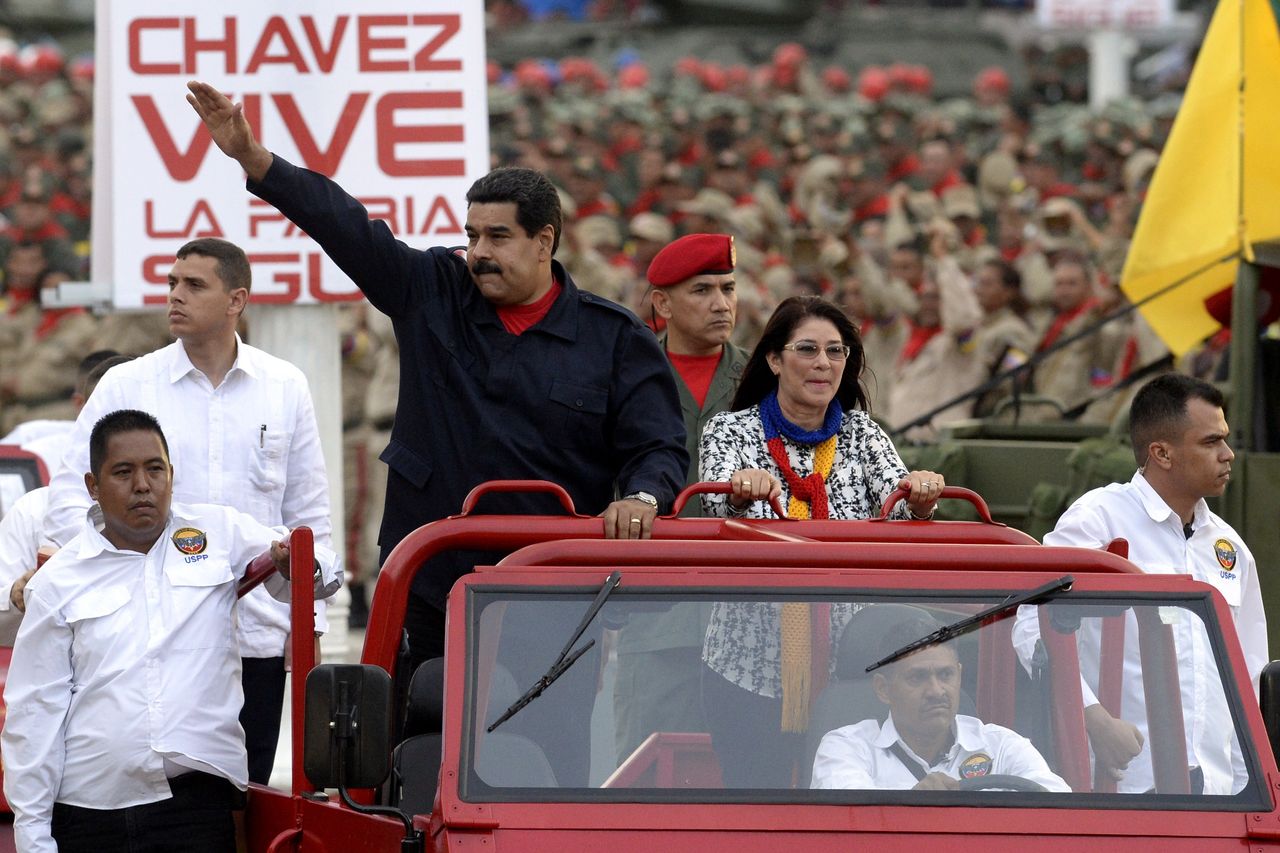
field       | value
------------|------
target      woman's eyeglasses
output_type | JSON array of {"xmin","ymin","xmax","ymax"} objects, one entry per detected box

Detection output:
[{"xmin": 781, "ymin": 341, "xmax": 852, "ymax": 360}]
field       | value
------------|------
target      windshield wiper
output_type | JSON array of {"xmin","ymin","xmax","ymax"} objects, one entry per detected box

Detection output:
[
  {"xmin": 488, "ymin": 570, "xmax": 622, "ymax": 732},
  {"xmin": 865, "ymin": 575, "xmax": 1074, "ymax": 673}
]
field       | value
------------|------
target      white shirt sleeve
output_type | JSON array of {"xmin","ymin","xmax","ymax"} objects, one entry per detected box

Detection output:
[
  {"xmin": 1038, "ymin": 501, "xmax": 1118, "ymax": 708},
  {"xmin": 935, "ymin": 255, "xmax": 983, "ymax": 334},
  {"xmin": 2, "ymin": 580, "xmax": 73, "ymax": 853},
  {"xmin": 0, "ymin": 488, "xmax": 47, "ymax": 613},
  {"xmin": 223, "ymin": 509, "xmax": 342, "ymax": 605},
  {"xmin": 277, "ymin": 373, "xmax": 336, "ymax": 633},
  {"xmin": 810, "ymin": 728, "xmax": 878, "ymax": 789},
  {"xmin": 1231, "ymin": 539, "xmax": 1267, "ymax": 698}
]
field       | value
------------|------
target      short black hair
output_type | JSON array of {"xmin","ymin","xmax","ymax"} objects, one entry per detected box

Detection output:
[
  {"xmin": 465, "ymin": 167, "xmax": 563, "ymax": 254},
  {"xmin": 732, "ymin": 296, "xmax": 869, "ymax": 413},
  {"xmin": 982, "ymin": 258, "xmax": 1022, "ymax": 292},
  {"xmin": 176, "ymin": 238, "xmax": 252, "ymax": 294},
  {"xmin": 981, "ymin": 258, "xmax": 1029, "ymax": 316},
  {"xmin": 75, "ymin": 350, "xmax": 120, "ymax": 396},
  {"xmin": 1129, "ymin": 374, "xmax": 1226, "ymax": 466},
  {"xmin": 89, "ymin": 409, "xmax": 169, "ymax": 479}
]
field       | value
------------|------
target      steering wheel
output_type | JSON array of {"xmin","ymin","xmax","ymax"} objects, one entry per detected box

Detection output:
[{"xmin": 957, "ymin": 774, "xmax": 1049, "ymax": 792}]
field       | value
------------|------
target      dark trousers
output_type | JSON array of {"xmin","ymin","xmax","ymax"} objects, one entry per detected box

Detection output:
[
  {"xmin": 240, "ymin": 656, "xmax": 287, "ymax": 785},
  {"xmin": 403, "ymin": 594, "xmax": 447, "ymax": 678},
  {"xmin": 51, "ymin": 771, "xmax": 242, "ymax": 853},
  {"xmin": 701, "ymin": 664, "xmax": 800, "ymax": 788},
  {"xmin": 400, "ymin": 594, "xmax": 596, "ymax": 787}
]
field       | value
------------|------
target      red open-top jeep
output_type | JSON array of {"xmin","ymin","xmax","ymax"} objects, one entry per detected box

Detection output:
[{"xmin": 244, "ymin": 481, "xmax": 1280, "ymax": 851}]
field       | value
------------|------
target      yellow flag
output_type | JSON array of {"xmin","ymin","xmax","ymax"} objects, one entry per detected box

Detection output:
[{"xmin": 1121, "ymin": 0, "xmax": 1280, "ymax": 355}]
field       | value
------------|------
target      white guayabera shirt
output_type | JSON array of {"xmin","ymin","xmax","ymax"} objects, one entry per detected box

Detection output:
[{"xmin": 1, "ymin": 503, "xmax": 340, "ymax": 853}]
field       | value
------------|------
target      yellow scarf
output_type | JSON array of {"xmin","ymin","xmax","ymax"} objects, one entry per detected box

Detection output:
[{"xmin": 779, "ymin": 433, "xmax": 837, "ymax": 732}]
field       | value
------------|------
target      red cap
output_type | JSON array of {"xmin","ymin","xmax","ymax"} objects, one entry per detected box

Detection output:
[
  {"xmin": 647, "ymin": 234, "xmax": 736, "ymax": 287},
  {"xmin": 19, "ymin": 44, "xmax": 63, "ymax": 77},
  {"xmin": 822, "ymin": 65, "xmax": 852, "ymax": 93},
  {"xmin": 906, "ymin": 65, "xmax": 933, "ymax": 95},
  {"xmin": 975, "ymin": 66, "xmax": 1011, "ymax": 95},
  {"xmin": 701, "ymin": 63, "xmax": 727, "ymax": 92},
  {"xmin": 1203, "ymin": 269, "xmax": 1280, "ymax": 328},
  {"xmin": 726, "ymin": 64, "xmax": 751, "ymax": 88},
  {"xmin": 773, "ymin": 42, "xmax": 807, "ymax": 69},
  {"xmin": 887, "ymin": 62, "xmax": 914, "ymax": 90},
  {"xmin": 674, "ymin": 56, "xmax": 703, "ymax": 78},
  {"xmin": 858, "ymin": 66, "xmax": 890, "ymax": 102},
  {"xmin": 618, "ymin": 63, "xmax": 649, "ymax": 89}
]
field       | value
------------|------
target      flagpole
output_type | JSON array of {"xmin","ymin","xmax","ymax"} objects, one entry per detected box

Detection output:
[{"xmin": 1238, "ymin": 0, "xmax": 1249, "ymax": 260}]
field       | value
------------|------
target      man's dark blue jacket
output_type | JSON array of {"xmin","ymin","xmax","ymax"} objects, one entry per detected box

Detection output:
[{"xmin": 250, "ymin": 156, "xmax": 688, "ymax": 607}]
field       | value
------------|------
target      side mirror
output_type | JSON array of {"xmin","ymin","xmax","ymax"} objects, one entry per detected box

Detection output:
[
  {"xmin": 1259, "ymin": 661, "xmax": 1280, "ymax": 767},
  {"xmin": 304, "ymin": 663, "xmax": 393, "ymax": 789}
]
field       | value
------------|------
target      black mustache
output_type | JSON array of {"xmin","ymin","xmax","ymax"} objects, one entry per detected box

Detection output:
[{"xmin": 472, "ymin": 261, "xmax": 502, "ymax": 276}]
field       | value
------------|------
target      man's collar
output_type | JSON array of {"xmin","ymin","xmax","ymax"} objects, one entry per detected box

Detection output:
[
  {"xmin": 77, "ymin": 504, "xmax": 174, "ymax": 558},
  {"xmin": 464, "ymin": 260, "xmax": 579, "ymax": 341},
  {"xmin": 169, "ymin": 334, "xmax": 254, "ymax": 383},
  {"xmin": 1132, "ymin": 470, "xmax": 1209, "ymax": 527},
  {"xmin": 952, "ymin": 715, "xmax": 986, "ymax": 752},
  {"xmin": 878, "ymin": 713, "xmax": 961, "ymax": 762}
]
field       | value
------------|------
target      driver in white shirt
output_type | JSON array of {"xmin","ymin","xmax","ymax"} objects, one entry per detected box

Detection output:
[
  {"xmin": 2, "ymin": 410, "xmax": 340, "ymax": 853},
  {"xmin": 812, "ymin": 620, "xmax": 1068, "ymax": 792}
]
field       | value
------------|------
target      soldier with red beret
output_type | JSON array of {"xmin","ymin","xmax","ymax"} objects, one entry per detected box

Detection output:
[{"xmin": 613, "ymin": 233, "xmax": 750, "ymax": 764}]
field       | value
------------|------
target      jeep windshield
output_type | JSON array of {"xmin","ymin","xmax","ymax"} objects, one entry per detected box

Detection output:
[{"xmin": 456, "ymin": 575, "xmax": 1265, "ymax": 810}]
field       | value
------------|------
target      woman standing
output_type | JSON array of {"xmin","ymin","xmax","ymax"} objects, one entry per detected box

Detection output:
[{"xmin": 699, "ymin": 296, "xmax": 945, "ymax": 787}]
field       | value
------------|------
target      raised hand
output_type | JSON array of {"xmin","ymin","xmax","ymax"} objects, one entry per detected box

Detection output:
[{"xmin": 185, "ymin": 80, "xmax": 273, "ymax": 182}]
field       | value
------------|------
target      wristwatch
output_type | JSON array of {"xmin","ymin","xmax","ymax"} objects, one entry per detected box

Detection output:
[{"xmin": 624, "ymin": 491, "xmax": 658, "ymax": 509}]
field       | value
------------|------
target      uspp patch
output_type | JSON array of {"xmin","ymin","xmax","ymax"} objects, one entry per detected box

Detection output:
[
  {"xmin": 960, "ymin": 753, "xmax": 993, "ymax": 779},
  {"xmin": 172, "ymin": 527, "xmax": 207, "ymax": 556},
  {"xmin": 1214, "ymin": 538, "xmax": 1237, "ymax": 571}
]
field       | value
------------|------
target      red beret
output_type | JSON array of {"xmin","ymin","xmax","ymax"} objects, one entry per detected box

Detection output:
[
  {"xmin": 1203, "ymin": 268, "xmax": 1280, "ymax": 328},
  {"xmin": 647, "ymin": 234, "xmax": 736, "ymax": 287}
]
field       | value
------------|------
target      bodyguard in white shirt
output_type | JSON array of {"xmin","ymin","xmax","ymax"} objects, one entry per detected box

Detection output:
[
  {"xmin": 811, "ymin": 622, "xmax": 1067, "ymax": 792},
  {"xmin": 3, "ymin": 409, "xmax": 340, "ymax": 853},
  {"xmin": 1012, "ymin": 373, "xmax": 1264, "ymax": 794},
  {"xmin": 43, "ymin": 238, "xmax": 334, "ymax": 784}
]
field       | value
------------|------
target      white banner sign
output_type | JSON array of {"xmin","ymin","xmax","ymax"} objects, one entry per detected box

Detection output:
[
  {"xmin": 1036, "ymin": 0, "xmax": 1175, "ymax": 29},
  {"xmin": 94, "ymin": 2, "xmax": 489, "ymax": 308}
]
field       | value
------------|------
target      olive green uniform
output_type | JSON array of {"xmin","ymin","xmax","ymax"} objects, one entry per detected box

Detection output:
[{"xmin": 613, "ymin": 341, "xmax": 749, "ymax": 763}]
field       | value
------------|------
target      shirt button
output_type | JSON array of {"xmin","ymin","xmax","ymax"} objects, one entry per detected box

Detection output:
[{"xmin": 576, "ymin": 399, "xmax": 584, "ymax": 407}]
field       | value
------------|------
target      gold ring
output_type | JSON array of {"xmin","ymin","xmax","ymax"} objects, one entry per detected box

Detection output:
[{"xmin": 630, "ymin": 518, "xmax": 641, "ymax": 525}]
